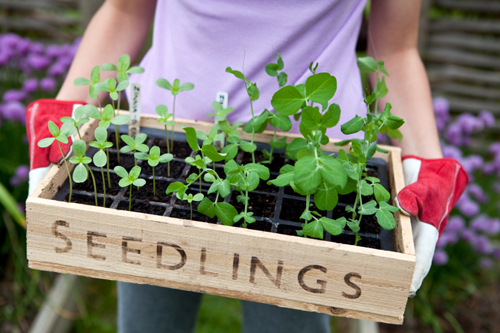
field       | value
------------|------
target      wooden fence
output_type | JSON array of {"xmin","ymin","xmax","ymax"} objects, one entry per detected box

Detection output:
[{"xmin": 420, "ymin": 0, "xmax": 500, "ymax": 128}]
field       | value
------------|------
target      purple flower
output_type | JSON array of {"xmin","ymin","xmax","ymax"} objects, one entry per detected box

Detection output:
[
  {"xmin": 47, "ymin": 63, "xmax": 66, "ymax": 77},
  {"xmin": 483, "ymin": 162, "xmax": 496, "ymax": 175},
  {"xmin": 480, "ymin": 258, "xmax": 493, "ymax": 269},
  {"xmin": 10, "ymin": 165, "xmax": 28, "ymax": 187},
  {"xmin": 442, "ymin": 144, "xmax": 463, "ymax": 160},
  {"xmin": 45, "ymin": 45, "xmax": 61, "ymax": 58},
  {"xmin": 467, "ymin": 183, "xmax": 487, "ymax": 203},
  {"xmin": 445, "ymin": 123, "xmax": 463, "ymax": 146},
  {"xmin": 17, "ymin": 203, "xmax": 25, "ymax": 214},
  {"xmin": 40, "ymin": 77, "xmax": 56, "ymax": 92},
  {"xmin": 479, "ymin": 110, "xmax": 495, "ymax": 128},
  {"xmin": 3, "ymin": 90, "xmax": 27, "ymax": 103},
  {"xmin": 471, "ymin": 214, "xmax": 490, "ymax": 232},
  {"xmin": 473, "ymin": 235, "xmax": 492, "ymax": 254},
  {"xmin": 1, "ymin": 33, "xmax": 20, "ymax": 49},
  {"xmin": 433, "ymin": 97, "xmax": 449, "ymax": 117},
  {"xmin": 457, "ymin": 197, "xmax": 479, "ymax": 217},
  {"xmin": 493, "ymin": 248, "xmax": 500, "ymax": 260},
  {"xmin": 1, "ymin": 101, "xmax": 26, "ymax": 124},
  {"xmin": 462, "ymin": 229, "xmax": 477, "ymax": 244},
  {"xmin": 437, "ymin": 232, "xmax": 458, "ymax": 248},
  {"xmin": 433, "ymin": 249, "xmax": 449, "ymax": 265},
  {"xmin": 15, "ymin": 38, "xmax": 30, "ymax": 55},
  {"xmin": 0, "ymin": 51, "xmax": 10, "ymax": 66},
  {"xmin": 22, "ymin": 78, "xmax": 38, "ymax": 93},
  {"xmin": 29, "ymin": 42, "xmax": 44, "ymax": 54},
  {"xmin": 493, "ymin": 182, "xmax": 500, "ymax": 194},
  {"xmin": 489, "ymin": 142, "xmax": 500, "ymax": 155},
  {"xmin": 26, "ymin": 53, "xmax": 50, "ymax": 70},
  {"xmin": 446, "ymin": 215, "xmax": 465, "ymax": 233},
  {"xmin": 457, "ymin": 113, "xmax": 483, "ymax": 134}
]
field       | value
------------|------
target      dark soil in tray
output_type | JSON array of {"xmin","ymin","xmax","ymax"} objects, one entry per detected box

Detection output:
[
  {"xmin": 65, "ymin": 193, "xmax": 112, "ymax": 208},
  {"xmin": 108, "ymin": 132, "xmax": 126, "ymax": 149},
  {"xmin": 142, "ymin": 160, "xmax": 186, "ymax": 179},
  {"xmin": 331, "ymin": 206, "xmax": 381, "ymax": 234},
  {"xmin": 73, "ymin": 171, "xmax": 123, "ymax": 196},
  {"xmin": 117, "ymin": 200, "xmax": 166, "ymax": 216},
  {"xmin": 234, "ymin": 219, "xmax": 273, "ymax": 232},
  {"xmin": 279, "ymin": 198, "xmax": 326, "ymax": 223},
  {"xmin": 154, "ymin": 139, "xmax": 192, "ymax": 159},
  {"xmin": 124, "ymin": 179, "xmax": 171, "ymax": 202},
  {"xmin": 170, "ymin": 208, "xmax": 218, "ymax": 223},
  {"xmin": 107, "ymin": 152, "xmax": 136, "ymax": 169},
  {"xmin": 331, "ymin": 233, "xmax": 381, "ymax": 249},
  {"xmin": 230, "ymin": 192, "xmax": 277, "ymax": 218},
  {"xmin": 189, "ymin": 165, "xmax": 225, "ymax": 180}
]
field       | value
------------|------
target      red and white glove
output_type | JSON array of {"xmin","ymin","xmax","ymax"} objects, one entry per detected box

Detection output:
[
  {"xmin": 27, "ymin": 99, "xmax": 85, "ymax": 196},
  {"xmin": 396, "ymin": 155, "xmax": 468, "ymax": 297}
]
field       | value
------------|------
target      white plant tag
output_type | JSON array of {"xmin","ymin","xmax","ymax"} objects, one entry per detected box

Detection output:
[
  {"xmin": 129, "ymin": 83, "xmax": 142, "ymax": 138},
  {"xmin": 216, "ymin": 92, "xmax": 228, "ymax": 146}
]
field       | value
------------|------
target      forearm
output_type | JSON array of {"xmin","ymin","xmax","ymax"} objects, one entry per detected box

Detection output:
[
  {"xmin": 369, "ymin": 49, "xmax": 442, "ymax": 159},
  {"xmin": 57, "ymin": 0, "xmax": 156, "ymax": 104}
]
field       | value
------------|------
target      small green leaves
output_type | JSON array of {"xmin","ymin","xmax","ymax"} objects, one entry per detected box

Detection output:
[
  {"xmin": 120, "ymin": 133, "xmax": 149, "ymax": 153},
  {"xmin": 156, "ymin": 78, "xmax": 194, "ymax": 96},
  {"xmin": 303, "ymin": 216, "xmax": 347, "ymax": 239},
  {"xmin": 357, "ymin": 57, "xmax": 378, "ymax": 73},
  {"xmin": 135, "ymin": 146, "xmax": 172, "ymax": 167},
  {"xmin": 198, "ymin": 197, "xmax": 216, "ymax": 218},
  {"xmin": 314, "ymin": 182, "xmax": 338, "ymax": 211},
  {"xmin": 93, "ymin": 150, "xmax": 107, "ymax": 167},
  {"xmin": 74, "ymin": 77, "xmax": 91, "ymax": 86},
  {"xmin": 184, "ymin": 127, "xmax": 200, "ymax": 152},
  {"xmin": 268, "ymin": 113, "xmax": 292, "ymax": 131},
  {"xmin": 271, "ymin": 86, "xmax": 305, "ymax": 116},
  {"xmin": 376, "ymin": 202, "xmax": 399, "ymax": 230},
  {"xmin": 114, "ymin": 166, "xmax": 145, "ymax": 188},
  {"xmin": 38, "ymin": 137, "xmax": 55, "ymax": 148},
  {"xmin": 240, "ymin": 140, "xmax": 257, "ymax": 153},
  {"xmin": 156, "ymin": 78, "xmax": 172, "ymax": 90},
  {"xmin": 215, "ymin": 202, "xmax": 238, "ymax": 226},
  {"xmin": 374, "ymin": 184, "xmax": 391, "ymax": 203},
  {"xmin": 305, "ymin": 73, "xmax": 337, "ymax": 109},
  {"xmin": 201, "ymin": 145, "xmax": 226, "ymax": 162},
  {"xmin": 341, "ymin": 116, "xmax": 365, "ymax": 135}
]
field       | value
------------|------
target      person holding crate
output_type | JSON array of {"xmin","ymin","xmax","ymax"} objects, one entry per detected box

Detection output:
[{"xmin": 26, "ymin": 0, "xmax": 467, "ymax": 332}]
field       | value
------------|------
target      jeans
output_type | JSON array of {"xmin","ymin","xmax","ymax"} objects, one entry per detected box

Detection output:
[{"xmin": 118, "ymin": 282, "xmax": 331, "ymax": 333}]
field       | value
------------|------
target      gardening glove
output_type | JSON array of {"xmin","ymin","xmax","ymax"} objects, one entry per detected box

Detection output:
[
  {"xmin": 26, "ymin": 99, "xmax": 85, "ymax": 196},
  {"xmin": 395, "ymin": 155, "xmax": 468, "ymax": 297}
]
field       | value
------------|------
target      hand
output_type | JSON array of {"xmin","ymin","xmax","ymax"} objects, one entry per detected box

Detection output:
[
  {"xmin": 396, "ymin": 155, "xmax": 468, "ymax": 297},
  {"xmin": 26, "ymin": 99, "xmax": 85, "ymax": 196}
]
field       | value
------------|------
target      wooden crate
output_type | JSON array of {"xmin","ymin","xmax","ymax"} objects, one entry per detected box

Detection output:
[{"xmin": 26, "ymin": 113, "xmax": 415, "ymax": 324}]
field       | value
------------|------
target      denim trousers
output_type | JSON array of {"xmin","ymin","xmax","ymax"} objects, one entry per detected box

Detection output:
[{"xmin": 118, "ymin": 282, "xmax": 331, "ymax": 333}]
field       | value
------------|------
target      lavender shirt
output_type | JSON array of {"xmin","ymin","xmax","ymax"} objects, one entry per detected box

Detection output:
[{"xmin": 129, "ymin": 0, "xmax": 368, "ymax": 139}]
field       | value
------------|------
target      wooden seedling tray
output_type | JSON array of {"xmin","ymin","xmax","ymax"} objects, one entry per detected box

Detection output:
[{"xmin": 26, "ymin": 113, "xmax": 415, "ymax": 324}]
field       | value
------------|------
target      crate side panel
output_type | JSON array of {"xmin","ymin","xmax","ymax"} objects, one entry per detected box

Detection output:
[{"xmin": 27, "ymin": 199, "xmax": 413, "ymax": 319}]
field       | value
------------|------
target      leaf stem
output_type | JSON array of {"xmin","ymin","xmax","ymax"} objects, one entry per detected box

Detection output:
[
  {"xmin": 243, "ymin": 189, "xmax": 249, "ymax": 228},
  {"xmin": 268, "ymin": 127, "xmax": 277, "ymax": 163},
  {"xmin": 106, "ymin": 148, "xmax": 111, "ymax": 188},
  {"xmin": 129, "ymin": 184, "xmax": 132, "ymax": 211},
  {"xmin": 190, "ymin": 201, "xmax": 193, "ymax": 220},
  {"xmin": 101, "ymin": 167, "xmax": 106, "ymax": 207},
  {"xmin": 114, "ymin": 125, "xmax": 121, "ymax": 164},
  {"xmin": 57, "ymin": 141, "xmax": 72, "ymax": 202},
  {"xmin": 153, "ymin": 166, "xmax": 156, "ymax": 197},
  {"xmin": 164, "ymin": 125, "xmax": 171, "ymax": 177},
  {"xmin": 199, "ymin": 168, "xmax": 202, "ymax": 193},
  {"xmin": 171, "ymin": 95, "xmax": 176, "ymax": 152},
  {"xmin": 76, "ymin": 126, "xmax": 82, "ymax": 140},
  {"xmin": 85, "ymin": 164, "xmax": 98, "ymax": 206}
]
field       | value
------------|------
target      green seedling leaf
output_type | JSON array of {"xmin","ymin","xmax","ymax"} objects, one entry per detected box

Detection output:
[
  {"xmin": 342, "ymin": 163, "xmax": 359, "ymax": 180},
  {"xmin": 305, "ymin": 73, "xmax": 337, "ymax": 109},
  {"xmin": 133, "ymin": 179, "xmax": 146, "ymax": 187},
  {"xmin": 376, "ymin": 202, "xmax": 399, "ymax": 230},
  {"xmin": 225, "ymin": 67, "xmax": 246, "ymax": 81},
  {"xmin": 269, "ymin": 137, "xmax": 287, "ymax": 149},
  {"xmin": 293, "ymin": 156, "xmax": 321, "ymax": 194},
  {"xmin": 221, "ymin": 143, "xmax": 238, "ymax": 161},
  {"xmin": 321, "ymin": 217, "xmax": 346, "ymax": 236},
  {"xmin": 360, "ymin": 180, "xmax": 374, "ymax": 196},
  {"xmin": 358, "ymin": 200, "xmax": 378, "ymax": 215},
  {"xmin": 303, "ymin": 220, "xmax": 323, "ymax": 239},
  {"xmin": 93, "ymin": 149, "xmax": 107, "ymax": 167},
  {"xmin": 268, "ymin": 113, "xmax": 292, "ymax": 131},
  {"xmin": 215, "ymin": 202, "xmax": 238, "ymax": 226},
  {"xmin": 314, "ymin": 182, "xmax": 338, "ymax": 211},
  {"xmin": 347, "ymin": 219, "xmax": 360, "ymax": 233},
  {"xmin": 386, "ymin": 115, "xmax": 405, "ymax": 130},
  {"xmin": 101, "ymin": 63, "xmax": 117, "ymax": 71},
  {"xmin": 193, "ymin": 193, "xmax": 204, "ymax": 202},
  {"xmin": 374, "ymin": 184, "xmax": 391, "ymax": 203},
  {"xmin": 265, "ymin": 62, "xmax": 279, "ymax": 77},
  {"xmin": 179, "ymin": 82, "xmax": 194, "ymax": 92},
  {"xmin": 198, "ymin": 197, "xmax": 216, "ymax": 218},
  {"xmin": 38, "ymin": 137, "xmax": 55, "ymax": 148},
  {"xmin": 73, "ymin": 164, "xmax": 88, "ymax": 183},
  {"xmin": 244, "ymin": 163, "xmax": 270, "ymax": 181},
  {"xmin": 318, "ymin": 155, "xmax": 347, "ymax": 188},
  {"xmin": 277, "ymin": 72, "xmax": 287, "ymax": 88},
  {"xmin": 74, "ymin": 77, "xmax": 91, "ymax": 86},
  {"xmin": 322, "ymin": 103, "xmax": 341, "ymax": 128},
  {"xmin": 72, "ymin": 139, "xmax": 86, "ymax": 157},
  {"xmin": 357, "ymin": 56, "xmax": 377, "ymax": 73},
  {"xmin": 285, "ymin": 138, "xmax": 308, "ymax": 161},
  {"xmin": 48, "ymin": 121, "xmax": 60, "ymax": 137},
  {"xmin": 341, "ymin": 116, "xmax": 364, "ymax": 135},
  {"xmin": 127, "ymin": 66, "xmax": 145, "ymax": 74},
  {"xmin": 201, "ymin": 145, "xmax": 226, "ymax": 162},
  {"xmin": 184, "ymin": 127, "xmax": 200, "ymax": 151},
  {"xmin": 166, "ymin": 182, "xmax": 187, "ymax": 195},
  {"xmin": 83, "ymin": 104, "xmax": 101, "ymax": 120},
  {"xmin": 156, "ymin": 78, "xmax": 172, "ymax": 90},
  {"xmin": 375, "ymin": 76, "xmax": 388, "ymax": 99},
  {"xmin": 271, "ymin": 85, "xmax": 305, "ymax": 115},
  {"xmin": 240, "ymin": 140, "xmax": 257, "ymax": 153}
]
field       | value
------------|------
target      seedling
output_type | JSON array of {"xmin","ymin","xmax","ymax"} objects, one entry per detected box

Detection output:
[
  {"xmin": 114, "ymin": 166, "xmax": 146, "ymax": 211},
  {"xmin": 226, "ymin": 67, "xmax": 260, "ymax": 163},
  {"xmin": 37, "ymin": 121, "xmax": 75, "ymax": 202},
  {"xmin": 120, "ymin": 133, "xmax": 149, "ymax": 165},
  {"xmin": 83, "ymin": 104, "xmax": 130, "ymax": 129},
  {"xmin": 155, "ymin": 105, "xmax": 176, "ymax": 176},
  {"xmin": 185, "ymin": 155, "xmax": 211, "ymax": 193},
  {"xmin": 156, "ymin": 78, "xmax": 194, "ymax": 151},
  {"xmin": 90, "ymin": 127, "xmax": 113, "ymax": 206},
  {"xmin": 205, "ymin": 101, "xmax": 234, "ymax": 149},
  {"xmin": 178, "ymin": 192, "xmax": 204, "ymax": 220},
  {"xmin": 60, "ymin": 105, "xmax": 89, "ymax": 140},
  {"xmin": 135, "ymin": 146, "xmax": 173, "ymax": 196},
  {"xmin": 74, "ymin": 65, "xmax": 103, "ymax": 110},
  {"xmin": 69, "ymin": 139, "xmax": 98, "ymax": 206},
  {"xmin": 225, "ymin": 160, "xmax": 270, "ymax": 227}
]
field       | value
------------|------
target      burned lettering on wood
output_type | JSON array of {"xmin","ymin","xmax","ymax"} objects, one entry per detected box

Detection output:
[
  {"xmin": 232, "ymin": 253, "xmax": 239, "ymax": 280},
  {"xmin": 87, "ymin": 231, "xmax": 106, "ymax": 260},
  {"xmin": 157, "ymin": 242, "xmax": 186, "ymax": 270},
  {"xmin": 200, "ymin": 247, "xmax": 218, "ymax": 277},
  {"xmin": 249, "ymin": 256, "xmax": 283, "ymax": 288},
  {"xmin": 298, "ymin": 265, "xmax": 327, "ymax": 294},
  {"xmin": 122, "ymin": 236, "xmax": 141, "ymax": 265},
  {"xmin": 52, "ymin": 220, "xmax": 72, "ymax": 253},
  {"xmin": 342, "ymin": 273, "xmax": 362, "ymax": 299}
]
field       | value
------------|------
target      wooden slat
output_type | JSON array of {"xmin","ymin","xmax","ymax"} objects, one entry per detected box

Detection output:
[
  {"xmin": 430, "ymin": 95, "xmax": 500, "ymax": 115},
  {"xmin": 27, "ymin": 197, "xmax": 414, "ymax": 324},
  {"xmin": 426, "ymin": 48, "xmax": 500, "ymax": 70},
  {"xmin": 435, "ymin": 0, "xmax": 500, "ymax": 13},
  {"xmin": 428, "ymin": 33, "xmax": 500, "ymax": 53},
  {"xmin": 429, "ymin": 19, "xmax": 500, "ymax": 34},
  {"xmin": 427, "ymin": 65, "xmax": 500, "ymax": 86},
  {"xmin": 431, "ymin": 82, "xmax": 500, "ymax": 101}
]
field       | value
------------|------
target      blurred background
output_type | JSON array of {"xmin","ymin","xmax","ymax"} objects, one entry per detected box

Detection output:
[{"xmin": 1, "ymin": 0, "xmax": 499, "ymax": 332}]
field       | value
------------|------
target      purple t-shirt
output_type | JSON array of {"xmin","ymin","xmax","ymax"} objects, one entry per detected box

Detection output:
[{"xmin": 129, "ymin": 0, "xmax": 367, "ymax": 139}]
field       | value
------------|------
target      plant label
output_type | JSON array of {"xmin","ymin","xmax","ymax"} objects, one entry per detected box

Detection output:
[{"xmin": 129, "ymin": 83, "xmax": 142, "ymax": 138}]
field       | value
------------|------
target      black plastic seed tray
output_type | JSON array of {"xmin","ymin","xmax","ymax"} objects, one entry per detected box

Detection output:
[{"xmin": 53, "ymin": 126, "xmax": 393, "ymax": 251}]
